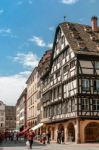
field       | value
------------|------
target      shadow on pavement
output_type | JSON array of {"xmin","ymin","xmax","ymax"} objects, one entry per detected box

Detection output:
[{"xmin": 0, "ymin": 140, "xmax": 45, "ymax": 147}]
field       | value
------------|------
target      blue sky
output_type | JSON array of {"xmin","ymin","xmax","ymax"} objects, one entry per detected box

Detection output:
[{"xmin": 0, "ymin": 0, "xmax": 98, "ymax": 105}]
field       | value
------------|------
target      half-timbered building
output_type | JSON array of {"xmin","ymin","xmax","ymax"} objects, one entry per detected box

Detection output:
[{"xmin": 41, "ymin": 16, "xmax": 99, "ymax": 143}]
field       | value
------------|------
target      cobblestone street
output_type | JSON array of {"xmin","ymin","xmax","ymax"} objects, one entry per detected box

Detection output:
[{"xmin": 1, "ymin": 141, "xmax": 99, "ymax": 150}]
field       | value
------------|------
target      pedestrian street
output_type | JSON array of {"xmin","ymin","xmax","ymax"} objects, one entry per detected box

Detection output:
[{"xmin": 1, "ymin": 140, "xmax": 99, "ymax": 150}]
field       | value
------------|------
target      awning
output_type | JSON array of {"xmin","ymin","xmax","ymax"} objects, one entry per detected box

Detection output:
[
  {"xmin": 14, "ymin": 125, "xmax": 24, "ymax": 132},
  {"xmin": 31, "ymin": 123, "xmax": 43, "ymax": 131},
  {"xmin": 18, "ymin": 127, "xmax": 30, "ymax": 136}
]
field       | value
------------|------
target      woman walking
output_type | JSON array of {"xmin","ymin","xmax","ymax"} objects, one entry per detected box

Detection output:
[{"xmin": 27, "ymin": 130, "xmax": 35, "ymax": 149}]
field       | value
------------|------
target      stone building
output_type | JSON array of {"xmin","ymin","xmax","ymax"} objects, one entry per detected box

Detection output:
[
  {"xmin": 41, "ymin": 16, "xmax": 99, "ymax": 143},
  {"xmin": 5, "ymin": 106, "xmax": 16, "ymax": 131},
  {"xmin": 16, "ymin": 88, "xmax": 27, "ymax": 130},
  {"xmin": 0, "ymin": 101, "xmax": 5, "ymax": 132},
  {"xmin": 26, "ymin": 67, "xmax": 38, "ymax": 128}
]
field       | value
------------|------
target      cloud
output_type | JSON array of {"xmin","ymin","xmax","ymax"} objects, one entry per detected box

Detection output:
[
  {"xmin": 0, "ymin": 71, "xmax": 30, "ymax": 105},
  {"xmin": 90, "ymin": 0, "xmax": 96, "ymax": 3},
  {"xmin": 17, "ymin": 1, "xmax": 23, "ymax": 5},
  {"xmin": 79, "ymin": 18, "xmax": 85, "ymax": 22},
  {"xmin": 47, "ymin": 43, "xmax": 53, "ymax": 48},
  {"xmin": 0, "ymin": 9, "xmax": 4, "ymax": 15},
  {"xmin": 49, "ymin": 26, "xmax": 55, "ymax": 31},
  {"xmin": 28, "ymin": 0, "xmax": 33, "ymax": 4},
  {"xmin": 61, "ymin": 0, "xmax": 79, "ymax": 4},
  {"xmin": 0, "ymin": 28, "xmax": 11, "ymax": 34},
  {"xmin": 17, "ymin": 0, "xmax": 33, "ymax": 5},
  {"xmin": 0, "ymin": 27, "xmax": 17, "ymax": 38},
  {"xmin": 29, "ymin": 36, "xmax": 46, "ymax": 47},
  {"xmin": 29, "ymin": 36, "xmax": 53, "ymax": 48},
  {"xmin": 12, "ymin": 52, "xmax": 39, "ymax": 69}
]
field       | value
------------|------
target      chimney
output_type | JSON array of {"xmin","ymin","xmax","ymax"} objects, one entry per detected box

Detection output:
[{"xmin": 91, "ymin": 16, "xmax": 98, "ymax": 32}]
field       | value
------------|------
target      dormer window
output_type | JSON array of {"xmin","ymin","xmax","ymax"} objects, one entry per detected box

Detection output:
[
  {"xmin": 71, "ymin": 31, "xmax": 81, "ymax": 40},
  {"xmin": 66, "ymin": 24, "xmax": 76, "ymax": 31},
  {"xmin": 61, "ymin": 35, "xmax": 65, "ymax": 45},
  {"xmin": 90, "ymin": 35, "xmax": 97, "ymax": 41},
  {"xmin": 84, "ymin": 26, "xmax": 92, "ymax": 32},
  {"xmin": 78, "ymin": 41, "xmax": 86, "ymax": 50},
  {"xmin": 57, "ymin": 30, "xmax": 61, "ymax": 40}
]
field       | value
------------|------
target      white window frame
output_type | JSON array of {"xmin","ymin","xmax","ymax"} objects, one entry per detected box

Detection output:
[
  {"xmin": 93, "ymin": 99, "xmax": 99, "ymax": 111},
  {"xmin": 82, "ymin": 79, "xmax": 89, "ymax": 91},
  {"xmin": 81, "ymin": 99, "xmax": 89, "ymax": 111},
  {"xmin": 95, "ymin": 61, "xmax": 99, "ymax": 69}
]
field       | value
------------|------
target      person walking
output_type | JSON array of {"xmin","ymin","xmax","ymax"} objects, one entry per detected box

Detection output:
[
  {"xmin": 46, "ymin": 131, "xmax": 51, "ymax": 144},
  {"xmin": 42, "ymin": 131, "xmax": 46, "ymax": 144},
  {"xmin": 57, "ymin": 130, "xmax": 61, "ymax": 144},
  {"xmin": 27, "ymin": 130, "xmax": 35, "ymax": 149},
  {"xmin": 61, "ymin": 130, "xmax": 64, "ymax": 143},
  {"xmin": 13, "ymin": 131, "xmax": 17, "ymax": 143}
]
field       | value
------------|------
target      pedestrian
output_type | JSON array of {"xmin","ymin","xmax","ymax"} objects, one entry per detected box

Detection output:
[
  {"xmin": 61, "ymin": 130, "xmax": 64, "ymax": 143},
  {"xmin": 46, "ymin": 131, "xmax": 51, "ymax": 144},
  {"xmin": 27, "ymin": 130, "xmax": 35, "ymax": 149},
  {"xmin": 57, "ymin": 130, "xmax": 61, "ymax": 144},
  {"xmin": 42, "ymin": 131, "xmax": 46, "ymax": 144},
  {"xmin": 13, "ymin": 131, "xmax": 17, "ymax": 143}
]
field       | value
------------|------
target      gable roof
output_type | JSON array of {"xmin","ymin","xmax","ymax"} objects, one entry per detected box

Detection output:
[
  {"xmin": 55, "ymin": 21, "xmax": 99, "ymax": 56},
  {"xmin": 38, "ymin": 50, "xmax": 52, "ymax": 78}
]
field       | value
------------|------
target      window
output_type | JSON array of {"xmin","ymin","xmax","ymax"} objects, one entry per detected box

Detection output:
[
  {"xmin": 81, "ymin": 99, "xmax": 89, "ymax": 111},
  {"xmin": 63, "ymin": 50, "xmax": 67, "ymax": 58},
  {"xmin": 63, "ymin": 65, "xmax": 69, "ymax": 73},
  {"xmin": 72, "ymin": 99, "xmax": 75, "ymax": 111},
  {"xmin": 1, "ymin": 123, "xmax": 3, "ymax": 127},
  {"xmin": 95, "ymin": 61, "xmax": 99, "ymax": 69},
  {"xmin": 70, "ymin": 60, "xmax": 75, "ymax": 69},
  {"xmin": 53, "ymin": 88, "xmax": 57, "ymax": 99},
  {"xmin": 94, "ymin": 80, "xmax": 99, "ymax": 91},
  {"xmin": 54, "ymin": 105, "xmax": 57, "ymax": 116},
  {"xmin": 58, "ymin": 86, "xmax": 62, "ymax": 97},
  {"xmin": 44, "ymin": 108, "xmax": 47, "ymax": 118},
  {"xmin": 56, "ymin": 70, "xmax": 60, "ymax": 78},
  {"xmin": 93, "ymin": 99, "xmax": 99, "ymax": 111},
  {"xmin": 49, "ymin": 107, "xmax": 51, "ymax": 117},
  {"xmin": 50, "ymin": 75, "xmax": 53, "ymax": 82},
  {"xmin": 46, "ymin": 108, "xmax": 49, "ymax": 118},
  {"xmin": 58, "ymin": 55, "xmax": 62, "ymax": 63},
  {"xmin": 62, "ymin": 102, "xmax": 66, "ymax": 114},
  {"xmin": 57, "ymin": 104, "xmax": 62, "ymax": 115},
  {"xmin": 66, "ymin": 100, "xmax": 71, "ymax": 113},
  {"xmin": 82, "ymin": 79, "xmax": 89, "ymax": 91},
  {"xmin": 63, "ymin": 84, "xmax": 67, "ymax": 98},
  {"xmin": 61, "ymin": 35, "xmax": 65, "ymax": 45},
  {"xmin": 1, "ymin": 117, "xmax": 4, "ymax": 121}
]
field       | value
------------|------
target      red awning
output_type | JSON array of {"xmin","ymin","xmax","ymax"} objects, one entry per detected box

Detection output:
[{"xmin": 18, "ymin": 127, "xmax": 30, "ymax": 136}]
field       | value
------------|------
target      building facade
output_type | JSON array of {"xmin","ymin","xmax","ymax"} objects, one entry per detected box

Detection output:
[
  {"xmin": 26, "ymin": 67, "xmax": 38, "ymax": 128},
  {"xmin": 5, "ymin": 106, "xmax": 16, "ymax": 131},
  {"xmin": 0, "ymin": 101, "xmax": 5, "ymax": 132},
  {"xmin": 41, "ymin": 17, "xmax": 99, "ymax": 143},
  {"xmin": 16, "ymin": 88, "xmax": 27, "ymax": 130}
]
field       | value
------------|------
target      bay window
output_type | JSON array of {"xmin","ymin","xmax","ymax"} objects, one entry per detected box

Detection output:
[
  {"xmin": 81, "ymin": 99, "xmax": 89, "ymax": 111},
  {"xmin": 94, "ymin": 80, "xmax": 99, "ymax": 91},
  {"xmin": 82, "ymin": 79, "xmax": 89, "ymax": 91},
  {"xmin": 93, "ymin": 99, "xmax": 99, "ymax": 111}
]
